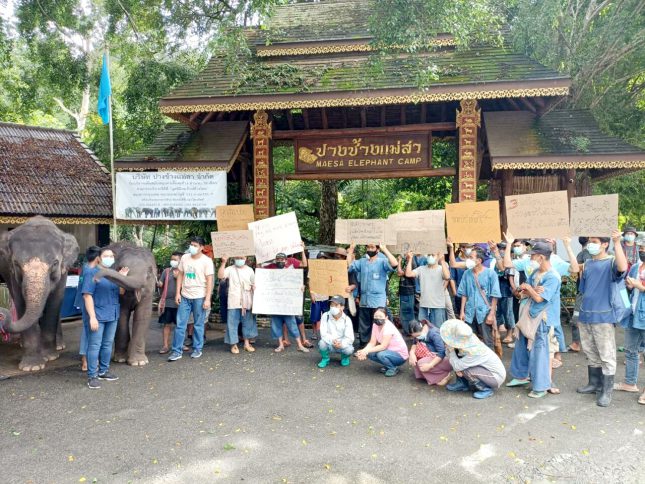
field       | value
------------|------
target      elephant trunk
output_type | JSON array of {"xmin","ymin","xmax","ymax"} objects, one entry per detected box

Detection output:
[
  {"xmin": 94, "ymin": 268, "xmax": 147, "ymax": 291},
  {"xmin": 6, "ymin": 258, "xmax": 50, "ymax": 333}
]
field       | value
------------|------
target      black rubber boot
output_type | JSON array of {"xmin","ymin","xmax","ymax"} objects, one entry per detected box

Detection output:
[
  {"xmin": 577, "ymin": 366, "xmax": 603, "ymax": 394},
  {"xmin": 596, "ymin": 374, "xmax": 614, "ymax": 407}
]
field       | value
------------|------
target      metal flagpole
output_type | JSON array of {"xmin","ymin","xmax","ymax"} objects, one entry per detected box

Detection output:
[{"xmin": 107, "ymin": 49, "xmax": 118, "ymax": 241}]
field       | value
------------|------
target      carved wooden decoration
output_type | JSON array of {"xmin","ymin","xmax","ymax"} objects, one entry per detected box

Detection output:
[
  {"xmin": 456, "ymin": 99, "xmax": 481, "ymax": 202},
  {"xmin": 250, "ymin": 110, "xmax": 272, "ymax": 220}
]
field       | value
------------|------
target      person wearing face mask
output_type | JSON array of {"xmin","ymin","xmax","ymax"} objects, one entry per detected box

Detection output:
[
  {"xmin": 489, "ymin": 241, "xmax": 516, "ymax": 346},
  {"xmin": 408, "ymin": 319, "xmax": 452, "ymax": 386},
  {"xmin": 317, "ymin": 296, "xmax": 355, "ymax": 368},
  {"xmin": 576, "ymin": 230, "xmax": 628, "ymax": 407},
  {"xmin": 82, "ymin": 248, "xmax": 129, "ymax": 389},
  {"xmin": 405, "ymin": 251, "xmax": 450, "ymax": 328},
  {"xmin": 355, "ymin": 308, "xmax": 409, "ymax": 376},
  {"xmin": 74, "ymin": 245, "xmax": 101, "ymax": 372},
  {"xmin": 509, "ymin": 239, "xmax": 530, "ymax": 325},
  {"xmin": 347, "ymin": 242, "xmax": 398, "ymax": 345},
  {"xmin": 217, "ymin": 254, "xmax": 257, "ymax": 354},
  {"xmin": 157, "ymin": 251, "xmax": 183, "ymax": 355},
  {"xmin": 168, "ymin": 236, "xmax": 215, "ymax": 361},
  {"xmin": 456, "ymin": 247, "xmax": 501, "ymax": 350},
  {"xmin": 504, "ymin": 241, "xmax": 561, "ymax": 398},
  {"xmin": 621, "ymin": 226, "xmax": 640, "ymax": 271},
  {"xmin": 614, "ymin": 242, "xmax": 645, "ymax": 404}
]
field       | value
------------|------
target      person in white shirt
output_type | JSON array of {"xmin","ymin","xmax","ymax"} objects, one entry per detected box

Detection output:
[{"xmin": 317, "ymin": 295, "xmax": 355, "ymax": 368}]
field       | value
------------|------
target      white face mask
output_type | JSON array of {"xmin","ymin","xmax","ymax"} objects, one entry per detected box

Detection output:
[
  {"xmin": 624, "ymin": 234, "xmax": 636, "ymax": 243},
  {"xmin": 529, "ymin": 259, "xmax": 540, "ymax": 271},
  {"xmin": 101, "ymin": 257, "xmax": 115, "ymax": 268},
  {"xmin": 188, "ymin": 245, "xmax": 199, "ymax": 256},
  {"xmin": 465, "ymin": 259, "xmax": 476, "ymax": 270},
  {"xmin": 587, "ymin": 242, "xmax": 601, "ymax": 256},
  {"xmin": 330, "ymin": 307, "xmax": 342, "ymax": 317},
  {"xmin": 427, "ymin": 256, "xmax": 436, "ymax": 266},
  {"xmin": 170, "ymin": 260, "xmax": 179, "ymax": 268}
]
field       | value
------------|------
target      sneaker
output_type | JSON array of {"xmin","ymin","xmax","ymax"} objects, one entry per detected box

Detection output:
[
  {"xmin": 167, "ymin": 352, "xmax": 182, "ymax": 362},
  {"xmin": 447, "ymin": 378, "xmax": 470, "ymax": 392},
  {"xmin": 473, "ymin": 388, "xmax": 494, "ymax": 399},
  {"xmin": 384, "ymin": 368, "xmax": 399, "ymax": 377},
  {"xmin": 190, "ymin": 350, "xmax": 202, "ymax": 359},
  {"xmin": 87, "ymin": 378, "xmax": 101, "ymax": 389},
  {"xmin": 98, "ymin": 372, "xmax": 119, "ymax": 381}
]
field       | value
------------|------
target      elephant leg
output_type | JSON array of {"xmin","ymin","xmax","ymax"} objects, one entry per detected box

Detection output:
[
  {"xmin": 128, "ymin": 299, "xmax": 152, "ymax": 366},
  {"xmin": 113, "ymin": 304, "xmax": 132, "ymax": 364},
  {"xmin": 40, "ymin": 279, "xmax": 66, "ymax": 360},
  {"xmin": 19, "ymin": 325, "xmax": 47, "ymax": 372}
]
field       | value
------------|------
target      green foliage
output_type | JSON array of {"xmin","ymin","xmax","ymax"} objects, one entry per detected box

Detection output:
[{"xmin": 594, "ymin": 170, "xmax": 645, "ymax": 228}]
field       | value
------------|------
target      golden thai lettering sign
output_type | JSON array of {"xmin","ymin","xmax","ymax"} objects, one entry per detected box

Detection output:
[{"xmin": 295, "ymin": 132, "xmax": 431, "ymax": 174}]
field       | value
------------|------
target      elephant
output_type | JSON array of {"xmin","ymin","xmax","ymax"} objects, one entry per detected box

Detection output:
[
  {"xmin": 93, "ymin": 243, "xmax": 157, "ymax": 366},
  {"xmin": 142, "ymin": 208, "xmax": 154, "ymax": 218},
  {"xmin": 153, "ymin": 208, "xmax": 161, "ymax": 218},
  {"xmin": 198, "ymin": 208, "xmax": 209, "ymax": 218},
  {"xmin": 0, "ymin": 216, "xmax": 79, "ymax": 371},
  {"xmin": 174, "ymin": 208, "xmax": 182, "ymax": 218}
]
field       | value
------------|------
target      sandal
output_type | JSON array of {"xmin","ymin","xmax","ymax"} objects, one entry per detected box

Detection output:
[
  {"xmin": 303, "ymin": 340, "xmax": 314, "ymax": 349},
  {"xmin": 638, "ymin": 392, "xmax": 645, "ymax": 405},
  {"xmin": 528, "ymin": 390, "xmax": 547, "ymax": 398},
  {"xmin": 274, "ymin": 346, "xmax": 285, "ymax": 353},
  {"xmin": 244, "ymin": 345, "xmax": 256, "ymax": 353},
  {"xmin": 506, "ymin": 378, "xmax": 531, "ymax": 387},
  {"xmin": 613, "ymin": 382, "xmax": 640, "ymax": 393},
  {"xmin": 159, "ymin": 346, "xmax": 169, "ymax": 355},
  {"xmin": 230, "ymin": 345, "xmax": 240, "ymax": 354},
  {"xmin": 502, "ymin": 337, "xmax": 514, "ymax": 344},
  {"xmin": 547, "ymin": 387, "xmax": 561, "ymax": 395},
  {"xmin": 283, "ymin": 340, "xmax": 292, "ymax": 347},
  {"xmin": 297, "ymin": 346, "xmax": 310, "ymax": 353},
  {"xmin": 566, "ymin": 344, "xmax": 581, "ymax": 353},
  {"xmin": 551, "ymin": 359, "xmax": 563, "ymax": 369}
]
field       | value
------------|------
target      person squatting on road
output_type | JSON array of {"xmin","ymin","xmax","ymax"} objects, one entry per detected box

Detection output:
[
  {"xmin": 408, "ymin": 319, "xmax": 453, "ymax": 386},
  {"xmin": 317, "ymin": 295, "xmax": 355, "ymax": 368},
  {"xmin": 355, "ymin": 307, "xmax": 409, "ymax": 377}
]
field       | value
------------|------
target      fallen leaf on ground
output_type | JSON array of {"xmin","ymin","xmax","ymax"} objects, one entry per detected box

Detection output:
[
  {"xmin": 223, "ymin": 444, "xmax": 235, "ymax": 451},
  {"xmin": 68, "ymin": 455, "xmax": 75, "ymax": 462}
]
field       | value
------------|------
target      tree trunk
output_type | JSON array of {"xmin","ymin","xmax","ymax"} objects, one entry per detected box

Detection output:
[{"xmin": 318, "ymin": 180, "xmax": 338, "ymax": 245}]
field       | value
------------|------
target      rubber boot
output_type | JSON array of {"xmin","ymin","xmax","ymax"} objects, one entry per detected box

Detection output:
[
  {"xmin": 318, "ymin": 349, "xmax": 330, "ymax": 368},
  {"xmin": 576, "ymin": 366, "xmax": 603, "ymax": 394},
  {"xmin": 340, "ymin": 353, "xmax": 350, "ymax": 367},
  {"xmin": 596, "ymin": 374, "xmax": 614, "ymax": 407}
]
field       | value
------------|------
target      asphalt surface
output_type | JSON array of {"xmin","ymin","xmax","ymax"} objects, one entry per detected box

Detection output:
[{"xmin": 1, "ymin": 322, "xmax": 645, "ymax": 484}]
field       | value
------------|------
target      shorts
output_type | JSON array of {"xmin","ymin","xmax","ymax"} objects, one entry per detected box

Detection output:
[
  {"xmin": 310, "ymin": 300, "xmax": 330, "ymax": 323},
  {"xmin": 159, "ymin": 307, "xmax": 178, "ymax": 325}
]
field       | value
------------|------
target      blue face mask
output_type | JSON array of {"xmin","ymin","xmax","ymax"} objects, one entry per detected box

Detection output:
[
  {"xmin": 587, "ymin": 243, "xmax": 601, "ymax": 256},
  {"xmin": 101, "ymin": 257, "xmax": 115, "ymax": 268},
  {"xmin": 234, "ymin": 259, "xmax": 245, "ymax": 267},
  {"xmin": 513, "ymin": 246, "xmax": 524, "ymax": 256},
  {"xmin": 188, "ymin": 245, "xmax": 199, "ymax": 256},
  {"xmin": 529, "ymin": 259, "xmax": 540, "ymax": 271},
  {"xmin": 427, "ymin": 256, "xmax": 436, "ymax": 266},
  {"xmin": 624, "ymin": 234, "xmax": 636, "ymax": 243}
]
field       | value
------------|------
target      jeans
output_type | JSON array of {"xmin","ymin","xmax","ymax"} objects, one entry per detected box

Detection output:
[
  {"xmin": 399, "ymin": 294, "xmax": 415, "ymax": 335},
  {"xmin": 367, "ymin": 350, "xmax": 406, "ymax": 371},
  {"xmin": 270, "ymin": 315, "xmax": 299, "ymax": 341},
  {"xmin": 624, "ymin": 326, "xmax": 645, "ymax": 385},
  {"xmin": 226, "ymin": 309, "xmax": 258, "ymax": 345},
  {"xmin": 86, "ymin": 319, "xmax": 118, "ymax": 379},
  {"xmin": 418, "ymin": 307, "xmax": 447, "ymax": 328},
  {"xmin": 319, "ymin": 340, "xmax": 354, "ymax": 355},
  {"xmin": 496, "ymin": 297, "xmax": 515, "ymax": 330},
  {"xmin": 172, "ymin": 297, "xmax": 206, "ymax": 354},
  {"xmin": 510, "ymin": 322, "xmax": 551, "ymax": 392}
]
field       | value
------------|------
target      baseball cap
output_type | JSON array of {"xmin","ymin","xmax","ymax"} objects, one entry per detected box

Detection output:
[
  {"xmin": 529, "ymin": 241, "xmax": 552, "ymax": 257},
  {"xmin": 330, "ymin": 295, "xmax": 345, "ymax": 305}
]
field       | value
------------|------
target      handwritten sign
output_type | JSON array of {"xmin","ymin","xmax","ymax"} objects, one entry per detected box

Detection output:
[
  {"xmin": 395, "ymin": 230, "xmax": 447, "ymax": 255},
  {"xmin": 334, "ymin": 219, "xmax": 385, "ymax": 244},
  {"xmin": 248, "ymin": 211, "xmax": 302, "ymax": 264},
  {"xmin": 296, "ymin": 131, "xmax": 431, "ymax": 175},
  {"xmin": 210, "ymin": 230, "xmax": 255, "ymax": 258},
  {"xmin": 505, "ymin": 191, "xmax": 569, "ymax": 239},
  {"xmin": 216, "ymin": 205, "xmax": 255, "ymax": 232},
  {"xmin": 570, "ymin": 194, "xmax": 618, "ymax": 237},
  {"xmin": 385, "ymin": 210, "xmax": 445, "ymax": 245},
  {"xmin": 446, "ymin": 201, "xmax": 501, "ymax": 243},
  {"xmin": 308, "ymin": 260, "xmax": 349, "ymax": 297},
  {"xmin": 252, "ymin": 268, "xmax": 303, "ymax": 316}
]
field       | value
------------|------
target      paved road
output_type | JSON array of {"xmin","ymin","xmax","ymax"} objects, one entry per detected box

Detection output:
[{"xmin": 1, "ymin": 324, "xmax": 644, "ymax": 483}]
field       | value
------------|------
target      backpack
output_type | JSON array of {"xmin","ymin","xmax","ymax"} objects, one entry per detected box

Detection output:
[{"xmin": 608, "ymin": 258, "xmax": 632, "ymax": 325}]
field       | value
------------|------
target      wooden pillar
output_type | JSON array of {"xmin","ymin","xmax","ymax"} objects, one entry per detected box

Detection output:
[
  {"xmin": 238, "ymin": 155, "xmax": 248, "ymax": 200},
  {"xmin": 565, "ymin": 169, "xmax": 576, "ymax": 204},
  {"xmin": 250, "ymin": 110, "xmax": 272, "ymax": 220},
  {"xmin": 500, "ymin": 169, "xmax": 514, "ymax": 231},
  {"xmin": 455, "ymin": 99, "xmax": 480, "ymax": 202}
]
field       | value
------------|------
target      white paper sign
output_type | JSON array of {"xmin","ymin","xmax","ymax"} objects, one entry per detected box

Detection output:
[
  {"xmin": 385, "ymin": 210, "xmax": 446, "ymax": 245},
  {"xmin": 248, "ymin": 212, "xmax": 302, "ymax": 264},
  {"xmin": 252, "ymin": 268, "xmax": 303, "ymax": 316},
  {"xmin": 116, "ymin": 171, "xmax": 227, "ymax": 220}
]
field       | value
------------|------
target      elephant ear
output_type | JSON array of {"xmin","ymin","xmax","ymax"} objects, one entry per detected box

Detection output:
[{"xmin": 62, "ymin": 233, "xmax": 80, "ymax": 269}]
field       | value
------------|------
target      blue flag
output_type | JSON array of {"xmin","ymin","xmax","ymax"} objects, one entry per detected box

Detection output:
[{"xmin": 97, "ymin": 53, "xmax": 111, "ymax": 125}]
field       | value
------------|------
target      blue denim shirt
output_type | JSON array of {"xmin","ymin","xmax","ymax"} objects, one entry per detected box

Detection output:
[
  {"xmin": 74, "ymin": 265, "xmax": 99, "ymax": 322},
  {"xmin": 526, "ymin": 269, "xmax": 561, "ymax": 327},
  {"xmin": 81, "ymin": 270, "xmax": 120, "ymax": 322},
  {"xmin": 628, "ymin": 262, "xmax": 645, "ymax": 330},
  {"xmin": 457, "ymin": 268, "xmax": 501, "ymax": 324},
  {"xmin": 349, "ymin": 256, "xmax": 394, "ymax": 308}
]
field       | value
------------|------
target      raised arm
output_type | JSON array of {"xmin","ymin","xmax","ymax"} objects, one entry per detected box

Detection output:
[
  {"xmin": 563, "ymin": 237, "xmax": 579, "ymax": 274},
  {"xmin": 612, "ymin": 229, "xmax": 628, "ymax": 273},
  {"xmin": 299, "ymin": 241, "xmax": 308, "ymax": 268},
  {"xmin": 503, "ymin": 231, "xmax": 514, "ymax": 269},
  {"xmin": 404, "ymin": 252, "xmax": 416, "ymax": 278},
  {"xmin": 217, "ymin": 256, "xmax": 228, "ymax": 280},
  {"xmin": 347, "ymin": 243, "xmax": 355, "ymax": 268},
  {"xmin": 380, "ymin": 243, "xmax": 398, "ymax": 268}
]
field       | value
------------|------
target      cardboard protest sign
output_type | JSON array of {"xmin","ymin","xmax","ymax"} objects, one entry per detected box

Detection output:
[
  {"xmin": 570, "ymin": 194, "xmax": 618, "ymax": 237},
  {"xmin": 385, "ymin": 210, "xmax": 445, "ymax": 245},
  {"xmin": 505, "ymin": 191, "xmax": 569, "ymax": 239},
  {"xmin": 216, "ymin": 204, "xmax": 255, "ymax": 232},
  {"xmin": 252, "ymin": 268, "xmax": 303, "ymax": 316},
  {"xmin": 445, "ymin": 200, "xmax": 501, "ymax": 243},
  {"xmin": 308, "ymin": 259, "xmax": 349, "ymax": 297},
  {"xmin": 210, "ymin": 230, "xmax": 255, "ymax": 258},
  {"xmin": 395, "ymin": 230, "xmax": 447, "ymax": 255},
  {"xmin": 334, "ymin": 219, "xmax": 385, "ymax": 244},
  {"xmin": 248, "ymin": 212, "xmax": 302, "ymax": 264}
]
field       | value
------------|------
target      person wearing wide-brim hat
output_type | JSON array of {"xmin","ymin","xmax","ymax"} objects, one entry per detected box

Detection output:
[
  {"xmin": 622, "ymin": 225, "xmax": 640, "ymax": 269},
  {"xmin": 317, "ymin": 295, "xmax": 355, "ymax": 368},
  {"xmin": 440, "ymin": 319, "xmax": 506, "ymax": 399}
]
